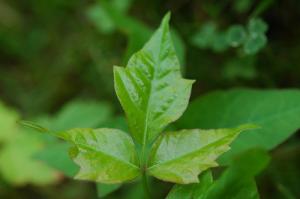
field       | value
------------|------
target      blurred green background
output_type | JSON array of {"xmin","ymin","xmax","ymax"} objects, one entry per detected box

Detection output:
[{"xmin": 0, "ymin": 0, "xmax": 299, "ymax": 198}]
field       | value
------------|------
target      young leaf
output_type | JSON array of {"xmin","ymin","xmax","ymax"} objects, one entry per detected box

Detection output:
[
  {"xmin": 45, "ymin": 128, "xmax": 140, "ymax": 183},
  {"xmin": 114, "ymin": 13, "xmax": 194, "ymax": 145},
  {"xmin": 147, "ymin": 124, "xmax": 257, "ymax": 184},
  {"xmin": 177, "ymin": 89, "xmax": 300, "ymax": 164}
]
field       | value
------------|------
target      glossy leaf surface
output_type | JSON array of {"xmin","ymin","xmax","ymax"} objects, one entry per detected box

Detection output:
[
  {"xmin": 148, "ymin": 124, "xmax": 256, "ymax": 183},
  {"xmin": 48, "ymin": 128, "xmax": 140, "ymax": 183},
  {"xmin": 178, "ymin": 89, "xmax": 300, "ymax": 164},
  {"xmin": 114, "ymin": 13, "xmax": 194, "ymax": 145}
]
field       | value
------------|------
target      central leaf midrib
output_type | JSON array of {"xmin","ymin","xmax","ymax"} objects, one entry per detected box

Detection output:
[{"xmin": 141, "ymin": 30, "xmax": 164, "ymax": 151}]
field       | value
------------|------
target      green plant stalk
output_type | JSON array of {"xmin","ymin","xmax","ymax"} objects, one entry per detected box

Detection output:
[
  {"xmin": 140, "ymin": 143, "xmax": 151, "ymax": 198},
  {"xmin": 142, "ymin": 169, "xmax": 151, "ymax": 199}
]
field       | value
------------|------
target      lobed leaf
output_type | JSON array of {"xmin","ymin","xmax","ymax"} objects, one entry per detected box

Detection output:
[
  {"xmin": 147, "ymin": 124, "xmax": 257, "ymax": 184},
  {"xmin": 47, "ymin": 128, "xmax": 140, "ymax": 183},
  {"xmin": 114, "ymin": 13, "xmax": 194, "ymax": 145}
]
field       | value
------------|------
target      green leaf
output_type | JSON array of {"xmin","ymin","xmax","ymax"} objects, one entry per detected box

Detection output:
[
  {"xmin": 167, "ymin": 149, "xmax": 270, "ymax": 199},
  {"xmin": 243, "ymin": 33, "xmax": 267, "ymax": 54},
  {"xmin": 0, "ymin": 102, "xmax": 57, "ymax": 186},
  {"xmin": 35, "ymin": 142, "xmax": 78, "ymax": 177},
  {"xmin": 87, "ymin": 5, "xmax": 116, "ymax": 34},
  {"xmin": 222, "ymin": 57, "xmax": 256, "ymax": 80},
  {"xmin": 147, "ymin": 124, "xmax": 257, "ymax": 183},
  {"xmin": 114, "ymin": 13, "xmax": 194, "ymax": 145},
  {"xmin": 32, "ymin": 100, "xmax": 113, "ymax": 176},
  {"xmin": 50, "ymin": 100, "xmax": 112, "ymax": 131},
  {"xmin": 96, "ymin": 183, "xmax": 122, "ymax": 198},
  {"xmin": 19, "ymin": 120, "xmax": 49, "ymax": 133},
  {"xmin": 212, "ymin": 32, "xmax": 229, "ymax": 52},
  {"xmin": 90, "ymin": 1, "xmax": 186, "ymax": 67},
  {"xmin": 203, "ymin": 149, "xmax": 270, "ymax": 199},
  {"xmin": 0, "ymin": 130, "xmax": 58, "ymax": 185},
  {"xmin": 31, "ymin": 100, "xmax": 114, "ymax": 175},
  {"xmin": 166, "ymin": 171, "xmax": 213, "ymax": 199},
  {"xmin": 191, "ymin": 22, "xmax": 217, "ymax": 49},
  {"xmin": 177, "ymin": 89, "xmax": 300, "ymax": 164},
  {"xmin": 48, "ymin": 128, "xmax": 140, "ymax": 183},
  {"xmin": 86, "ymin": 0, "xmax": 133, "ymax": 34},
  {"xmin": 0, "ymin": 101, "xmax": 19, "ymax": 142},
  {"xmin": 233, "ymin": 0, "xmax": 254, "ymax": 13},
  {"xmin": 226, "ymin": 25, "xmax": 247, "ymax": 47},
  {"xmin": 248, "ymin": 18, "xmax": 268, "ymax": 34}
]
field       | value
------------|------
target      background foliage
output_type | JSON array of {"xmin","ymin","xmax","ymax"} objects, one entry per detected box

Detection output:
[{"xmin": 0, "ymin": 0, "xmax": 299, "ymax": 198}]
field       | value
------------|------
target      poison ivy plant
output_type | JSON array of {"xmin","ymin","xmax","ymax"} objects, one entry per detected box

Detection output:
[
  {"xmin": 177, "ymin": 89, "xmax": 300, "ymax": 164},
  {"xmin": 167, "ymin": 149, "xmax": 270, "ymax": 199},
  {"xmin": 22, "ymin": 13, "xmax": 256, "ymax": 197}
]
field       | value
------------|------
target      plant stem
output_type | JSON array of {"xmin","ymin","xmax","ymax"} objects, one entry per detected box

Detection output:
[
  {"xmin": 142, "ymin": 170, "xmax": 151, "ymax": 199},
  {"xmin": 139, "ymin": 143, "xmax": 151, "ymax": 198}
]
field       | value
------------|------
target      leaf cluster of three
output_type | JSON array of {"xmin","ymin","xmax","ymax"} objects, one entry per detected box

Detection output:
[{"xmin": 29, "ymin": 14, "xmax": 255, "ymax": 185}]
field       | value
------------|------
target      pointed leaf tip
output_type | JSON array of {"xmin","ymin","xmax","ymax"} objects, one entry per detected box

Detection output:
[
  {"xmin": 18, "ymin": 120, "xmax": 49, "ymax": 133},
  {"xmin": 160, "ymin": 12, "xmax": 171, "ymax": 29},
  {"xmin": 237, "ymin": 123, "xmax": 260, "ymax": 131},
  {"xmin": 164, "ymin": 11, "xmax": 171, "ymax": 22}
]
